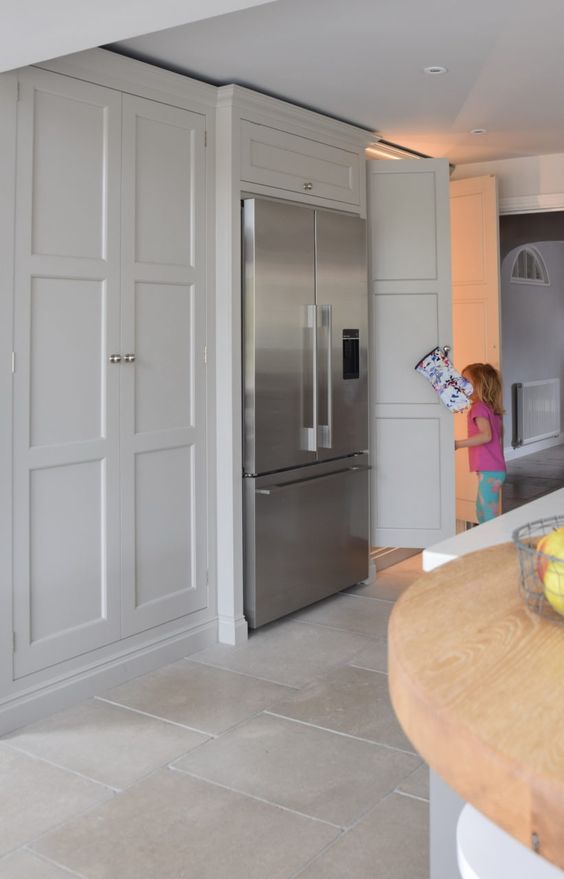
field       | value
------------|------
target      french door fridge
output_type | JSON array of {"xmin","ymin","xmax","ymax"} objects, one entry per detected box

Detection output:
[{"xmin": 242, "ymin": 197, "xmax": 369, "ymax": 628}]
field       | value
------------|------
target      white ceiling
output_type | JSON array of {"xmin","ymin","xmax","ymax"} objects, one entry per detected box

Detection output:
[
  {"xmin": 0, "ymin": 0, "xmax": 276, "ymax": 74},
  {"xmin": 111, "ymin": 0, "xmax": 564, "ymax": 166}
]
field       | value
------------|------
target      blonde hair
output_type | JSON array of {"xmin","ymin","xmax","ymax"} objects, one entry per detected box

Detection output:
[{"xmin": 463, "ymin": 363, "xmax": 504, "ymax": 415}]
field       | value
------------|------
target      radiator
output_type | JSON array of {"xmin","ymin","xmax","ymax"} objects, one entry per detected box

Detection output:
[{"xmin": 512, "ymin": 379, "xmax": 560, "ymax": 447}]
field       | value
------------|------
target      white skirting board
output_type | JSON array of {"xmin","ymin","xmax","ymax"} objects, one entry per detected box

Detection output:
[
  {"xmin": 0, "ymin": 621, "xmax": 217, "ymax": 736},
  {"xmin": 371, "ymin": 547, "xmax": 420, "ymax": 571},
  {"xmin": 504, "ymin": 432, "xmax": 564, "ymax": 461}
]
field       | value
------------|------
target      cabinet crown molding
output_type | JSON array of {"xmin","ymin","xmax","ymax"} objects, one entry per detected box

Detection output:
[
  {"xmin": 217, "ymin": 83, "xmax": 375, "ymax": 150},
  {"xmin": 33, "ymin": 47, "xmax": 218, "ymax": 111}
]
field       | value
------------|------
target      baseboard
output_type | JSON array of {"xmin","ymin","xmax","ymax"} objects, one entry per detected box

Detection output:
[
  {"xmin": 370, "ymin": 547, "xmax": 420, "ymax": 572},
  {"xmin": 218, "ymin": 614, "xmax": 248, "ymax": 645},
  {"xmin": 0, "ymin": 620, "xmax": 218, "ymax": 736},
  {"xmin": 505, "ymin": 433, "xmax": 564, "ymax": 461}
]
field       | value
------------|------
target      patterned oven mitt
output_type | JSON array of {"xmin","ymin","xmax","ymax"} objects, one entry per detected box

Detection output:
[{"xmin": 415, "ymin": 347, "xmax": 473, "ymax": 413}]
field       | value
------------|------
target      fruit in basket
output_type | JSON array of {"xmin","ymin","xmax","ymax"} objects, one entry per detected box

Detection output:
[{"xmin": 537, "ymin": 528, "xmax": 564, "ymax": 615}]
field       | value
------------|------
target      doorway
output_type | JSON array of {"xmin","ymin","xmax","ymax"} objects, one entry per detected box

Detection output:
[{"xmin": 499, "ymin": 211, "xmax": 564, "ymax": 512}]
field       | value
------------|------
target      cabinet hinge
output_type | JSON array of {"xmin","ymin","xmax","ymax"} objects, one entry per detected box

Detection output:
[
  {"xmin": 204, "ymin": 130, "xmax": 207, "ymax": 148},
  {"xmin": 204, "ymin": 345, "xmax": 207, "ymax": 365},
  {"xmin": 11, "ymin": 352, "xmax": 15, "ymax": 374},
  {"xmin": 16, "ymin": 81, "xmax": 21, "ymax": 102},
  {"xmin": 12, "ymin": 632, "xmax": 16, "ymax": 652}
]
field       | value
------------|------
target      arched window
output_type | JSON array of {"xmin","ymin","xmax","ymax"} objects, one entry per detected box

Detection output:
[{"xmin": 511, "ymin": 246, "xmax": 549, "ymax": 285}]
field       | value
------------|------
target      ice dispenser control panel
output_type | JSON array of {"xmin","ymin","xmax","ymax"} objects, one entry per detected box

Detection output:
[{"xmin": 342, "ymin": 329, "xmax": 360, "ymax": 380}]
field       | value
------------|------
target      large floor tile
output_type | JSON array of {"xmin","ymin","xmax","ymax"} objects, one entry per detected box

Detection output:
[
  {"xmin": 32, "ymin": 769, "xmax": 339, "ymax": 879},
  {"xmin": 190, "ymin": 619, "xmax": 373, "ymax": 688},
  {"xmin": 296, "ymin": 793, "xmax": 428, "ymax": 878},
  {"xmin": 0, "ymin": 745, "xmax": 112, "ymax": 857},
  {"xmin": 0, "ymin": 851, "xmax": 80, "ymax": 878},
  {"xmin": 173, "ymin": 713, "xmax": 420, "ymax": 827},
  {"xmin": 295, "ymin": 594, "xmax": 391, "ymax": 639},
  {"xmin": 103, "ymin": 660, "xmax": 294, "ymax": 734},
  {"xmin": 396, "ymin": 764, "xmax": 430, "ymax": 801},
  {"xmin": 4, "ymin": 699, "xmax": 207, "ymax": 790},
  {"xmin": 268, "ymin": 665, "xmax": 414, "ymax": 752},
  {"xmin": 349, "ymin": 639, "xmax": 388, "ymax": 673},
  {"xmin": 347, "ymin": 573, "xmax": 415, "ymax": 602}
]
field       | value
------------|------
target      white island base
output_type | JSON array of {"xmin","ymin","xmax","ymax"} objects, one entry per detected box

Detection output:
[{"xmin": 457, "ymin": 804, "xmax": 564, "ymax": 879}]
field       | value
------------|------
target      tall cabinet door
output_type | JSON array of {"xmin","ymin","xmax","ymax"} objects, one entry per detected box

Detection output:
[
  {"xmin": 450, "ymin": 175, "xmax": 500, "ymax": 523},
  {"xmin": 368, "ymin": 158, "xmax": 455, "ymax": 548},
  {"xmin": 120, "ymin": 95, "xmax": 208, "ymax": 636},
  {"xmin": 12, "ymin": 69, "xmax": 122, "ymax": 676}
]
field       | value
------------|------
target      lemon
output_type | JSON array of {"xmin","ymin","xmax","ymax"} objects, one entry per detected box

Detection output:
[{"xmin": 538, "ymin": 528, "xmax": 564, "ymax": 616}]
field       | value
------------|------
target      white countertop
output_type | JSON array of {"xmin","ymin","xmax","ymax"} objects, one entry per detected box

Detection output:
[{"xmin": 423, "ymin": 487, "xmax": 564, "ymax": 572}]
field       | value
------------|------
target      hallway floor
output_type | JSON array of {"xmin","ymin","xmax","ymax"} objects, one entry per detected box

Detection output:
[
  {"xmin": 6, "ymin": 445, "xmax": 560, "ymax": 879},
  {"xmin": 0, "ymin": 557, "xmax": 428, "ymax": 879},
  {"xmin": 503, "ymin": 443, "xmax": 564, "ymax": 513}
]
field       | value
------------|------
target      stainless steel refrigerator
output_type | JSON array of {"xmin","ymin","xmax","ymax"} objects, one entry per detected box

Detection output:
[{"xmin": 242, "ymin": 197, "xmax": 369, "ymax": 628}]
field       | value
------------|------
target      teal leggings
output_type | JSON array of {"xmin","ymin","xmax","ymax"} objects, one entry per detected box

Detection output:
[{"xmin": 476, "ymin": 471, "xmax": 506, "ymax": 523}]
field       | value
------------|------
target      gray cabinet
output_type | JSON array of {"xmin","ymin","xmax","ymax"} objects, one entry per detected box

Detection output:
[
  {"xmin": 12, "ymin": 69, "xmax": 208, "ymax": 677},
  {"xmin": 240, "ymin": 120, "xmax": 362, "ymax": 206}
]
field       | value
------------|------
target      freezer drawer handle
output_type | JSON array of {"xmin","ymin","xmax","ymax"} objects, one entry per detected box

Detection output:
[{"xmin": 255, "ymin": 464, "xmax": 371, "ymax": 495}]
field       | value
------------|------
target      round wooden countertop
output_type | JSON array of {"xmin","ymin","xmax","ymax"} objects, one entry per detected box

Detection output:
[{"xmin": 389, "ymin": 543, "xmax": 564, "ymax": 870}]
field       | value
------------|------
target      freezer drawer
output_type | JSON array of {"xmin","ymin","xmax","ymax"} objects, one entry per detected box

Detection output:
[{"xmin": 244, "ymin": 455, "xmax": 369, "ymax": 628}]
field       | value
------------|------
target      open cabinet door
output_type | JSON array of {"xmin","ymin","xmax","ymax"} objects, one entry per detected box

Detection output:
[
  {"xmin": 368, "ymin": 158, "xmax": 455, "ymax": 548},
  {"xmin": 450, "ymin": 175, "xmax": 501, "ymax": 523}
]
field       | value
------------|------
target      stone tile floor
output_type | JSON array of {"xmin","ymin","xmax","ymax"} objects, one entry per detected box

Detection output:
[
  {"xmin": 0, "ymin": 555, "xmax": 428, "ymax": 879},
  {"xmin": 504, "ymin": 443, "xmax": 564, "ymax": 513}
]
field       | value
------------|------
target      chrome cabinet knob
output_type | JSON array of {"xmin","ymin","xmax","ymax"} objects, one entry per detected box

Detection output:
[
  {"xmin": 123, "ymin": 354, "xmax": 136, "ymax": 363},
  {"xmin": 303, "ymin": 182, "xmax": 313, "ymax": 191},
  {"xmin": 109, "ymin": 354, "xmax": 122, "ymax": 363}
]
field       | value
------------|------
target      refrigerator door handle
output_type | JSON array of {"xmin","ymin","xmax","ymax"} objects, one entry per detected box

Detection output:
[
  {"xmin": 302, "ymin": 304, "xmax": 318, "ymax": 452},
  {"xmin": 317, "ymin": 304, "xmax": 333, "ymax": 448},
  {"xmin": 255, "ymin": 464, "xmax": 371, "ymax": 494}
]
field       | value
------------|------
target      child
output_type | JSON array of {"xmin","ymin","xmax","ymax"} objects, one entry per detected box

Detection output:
[{"xmin": 455, "ymin": 363, "xmax": 506, "ymax": 524}]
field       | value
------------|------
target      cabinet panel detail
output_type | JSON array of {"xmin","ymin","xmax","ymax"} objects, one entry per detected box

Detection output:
[
  {"xmin": 372, "ymin": 293, "xmax": 438, "ymax": 405},
  {"xmin": 31, "ymin": 88, "xmax": 110, "ymax": 260},
  {"xmin": 370, "ymin": 171, "xmax": 437, "ymax": 281},
  {"xmin": 374, "ymin": 418, "xmax": 441, "ymax": 530},
  {"xmin": 31, "ymin": 278, "xmax": 104, "ymax": 447},
  {"xmin": 134, "ymin": 113, "xmax": 196, "ymax": 269},
  {"xmin": 450, "ymin": 191, "xmax": 485, "ymax": 286},
  {"xmin": 135, "ymin": 447, "xmax": 194, "ymax": 609},
  {"xmin": 30, "ymin": 461, "xmax": 105, "ymax": 642},
  {"xmin": 135, "ymin": 282, "xmax": 193, "ymax": 434}
]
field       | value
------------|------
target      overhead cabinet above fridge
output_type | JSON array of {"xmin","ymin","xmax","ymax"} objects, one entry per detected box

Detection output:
[{"xmin": 242, "ymin": 197, "xmax": 369, "ymax": 628}]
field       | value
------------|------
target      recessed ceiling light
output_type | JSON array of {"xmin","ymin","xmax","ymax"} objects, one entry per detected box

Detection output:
[
  {"xmin": 423, "ymin": 66, "xmax": 448, "ymax": 75},
  {"xmin": 470, "ymin": 128, "xmax": 487, "ymax": 135}
]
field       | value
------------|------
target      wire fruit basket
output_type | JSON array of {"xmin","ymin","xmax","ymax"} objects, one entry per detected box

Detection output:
[{"xmin": 513, "ymin": 516, "xmax": 564, "ymax": 625}]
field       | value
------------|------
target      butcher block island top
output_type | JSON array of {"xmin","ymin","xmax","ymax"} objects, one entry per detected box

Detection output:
[{"xmin": 389, "ymin": 542, "xmax": 564, "ymax": 870}]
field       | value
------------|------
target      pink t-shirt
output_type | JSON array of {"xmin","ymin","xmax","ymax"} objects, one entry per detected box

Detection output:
[{"xmin": 467, "ymin": 400, "xmax": 506, "ymax": 472}]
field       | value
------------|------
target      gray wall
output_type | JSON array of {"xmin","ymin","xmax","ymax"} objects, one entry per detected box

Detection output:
[
  {"xmin": 500, "ymin": 212, "xmax": 564, "ymax": 261},
  {"xmin": 501, "ymin": 240, "xmax": 564, "ymax": 444}
]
